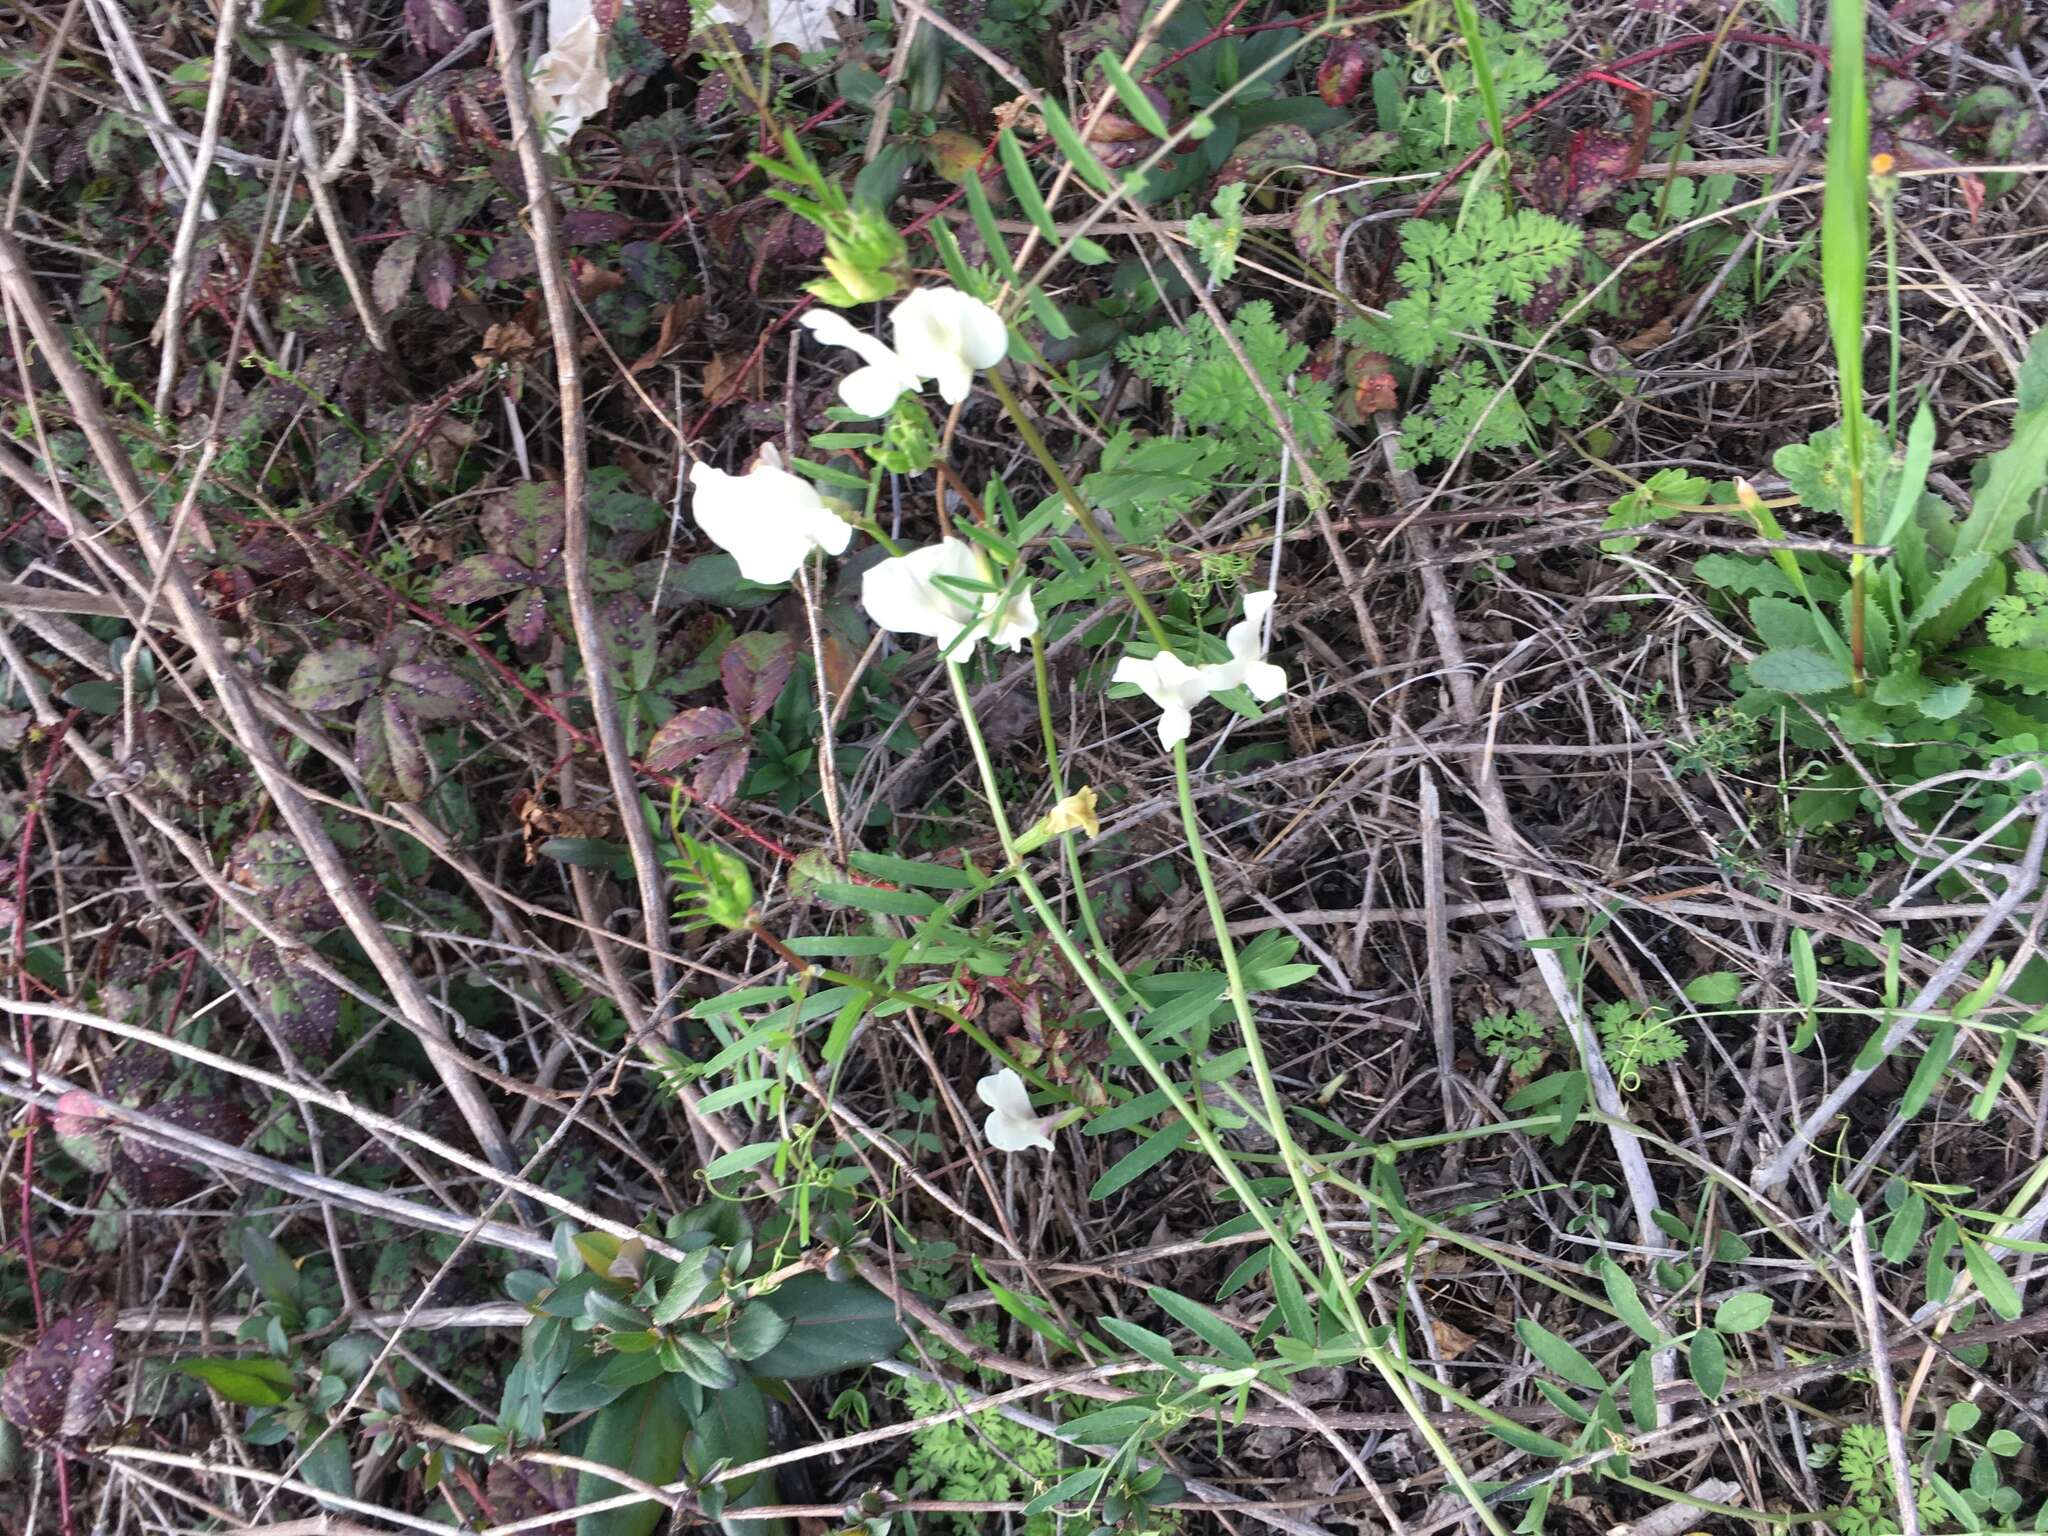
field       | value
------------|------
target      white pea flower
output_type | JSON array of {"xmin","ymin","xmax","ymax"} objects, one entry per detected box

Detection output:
[
  {"xmin": 862, "ymin": 538, "xmax": 1038, "ymax": 652},
  {"xmin": 689, "ymin": 445, "xmax": 852, "ymax": 585},
  {"xmin": 1114, "ymin": 590, "xmax": 1288, "ymax": 748},
  {"xmin": 1199, "ymin": 590, "xmax": 1288, "ymax": 702},
  {"xmin": 797, "ymin": 309, "xmax": 924, "ymax": 417},
  {"xmin": 888, "ymin": 287, "xmax": 1011, "ymax": 405},
  {"xmin": 799, "ymin": 286, "xmax": 1009, "ymax": 416},
  {"xmin": 977, "ymin": 1068, "xmax": 1055, "ymax": 1153},
  {"xmin": 1111, "ymin": 650, "xmax": 1215, "ymax": 749},
  {"xmin": 531, "ymin": 0, "xmax": 611, "ymax": 148}
]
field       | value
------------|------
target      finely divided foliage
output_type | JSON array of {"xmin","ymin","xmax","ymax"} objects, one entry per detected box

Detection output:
[{"xmin": 3, "ymin": 1, "xmax": 2048, "ymax": 1535}]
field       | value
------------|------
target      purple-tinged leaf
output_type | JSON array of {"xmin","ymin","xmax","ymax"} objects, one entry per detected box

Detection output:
[
  {"xmin": 387, "ymin": 659, "xmax": 486, "ymax": 721},
  {"xmin": 1318, "ymin": 41, "xmax": 1372, "ymax": 107},
  {"xmin": 418, "ymin": 238, "xmax": 460, "ymax": 311},
  {"xmin": 51, "ymin": 1090, "xmax": 111, "ymax": 1173},
  {"xmin": 114, "ymin": 1096, "xmax": 257, "ymax": 1203},
  {"xmin": 229, "ymin": 932, "xmax": 339, "ymax": 1054},
  {"xmin": 1562, "ymin": 127, "xmax": 1638, "ymax": 218},
  {"xmin": 507, "ymin": 586, "xmax": 551, "ymax": 648},
  {"xmin": 1215, "ymin": 124, "xmax": 1318, "ymax": 187},
  {"xmin": 560, "ymin": 210, "xmax": 633, "ymax": 246},
  {"xmin": 1, "ymin": 1304, "xmax": 117, "ymax": 1444},
  {"xmin": 288, "ymin": 643, "xmax": 384, "ymax": 712},
  {"xmin": 404, "ymin": 0, "xmax": 466, "ymax": 57},
  {"xmin": 636, "ymin": 0, "xmax": 693, "ymax": 60},
  {"xmin": 372, "ymin": 233, "xmax": 422, "ymax": 315},
  {"xmin": 356, "ymin": 694, "xmax": 432, "ymax": 802},
  {"xmin": 487, "ymin": 1458, "xmax": 576, "ymax": 1535},
  {"xmin": 433, "ymin": 551, "xmax": 539, "ymax": 604},
  {"xmin": 598, "ymin": 594, "xmax": 656, "ymax": 688},
  {"xmin": 720, "ymin": 631, "xmax": 797, "ymax": 725},
  {"xmin": 646, "ymin": 706, "xmax": 749, "ymax": 806},
  {"xmin": 481, "ymin": 482, "xmax": 567, "ymax": 572}
]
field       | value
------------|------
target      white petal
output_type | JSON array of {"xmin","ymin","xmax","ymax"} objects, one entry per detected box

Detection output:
[
  {"xmin": 801, "ymin": 310, "xmax": 919, "ymax": 415},
  {"xmin": 1242, "ymin": 589, "xmax": 1276, "ymax": 629},
  {"xmin": 691, "ymin": 458, "xmax": 850, "ymax": 585},
  {"xmin": 1241, "ymin": 658, "xmax": 1288, "ymax": 703},
  {"xmin": 862, "ymin": 539, "xmax": 980, "ymax": 646},
  {"xmin": 1156, "ymin": 700, "xmax": 1194, "ymax": 748},
  {"xmin": 837, "ymin": 364, "xmax": 914, "ymax": 418},
  {"xmin": 977, "ymin": 1069, "xmax": 1055, "ymax": 1153},
  {"xmin": 976, "ymin": 586, "xmax": 1039, "ymax": 650},
  {"xmin": 891, "ymin": 287, "xmax": 1008, "ymax": 402},
  {"xmin": 548, "ymin": 0, "xmax": 594, "ymax": 44},
  {"xmin": 758, "ymin": 0, "xmax": 853, "ymax": 52}
]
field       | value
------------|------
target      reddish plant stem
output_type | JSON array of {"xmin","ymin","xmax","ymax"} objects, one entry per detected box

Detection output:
[
  {"xmin": 1411, "ymin": 29, "xmax": 1911, "ymax": 218},
  {"xmin": 10, "ymin": 712, "xmax": 79, "ymax": 1536}
]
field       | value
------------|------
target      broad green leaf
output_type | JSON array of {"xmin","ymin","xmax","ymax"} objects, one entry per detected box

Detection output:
[
  {"xmin": 1689, "ymin": 1329, "xmax": 1727, "ymax": 1399},
  {"xmin": 1954, "ymin": 325, "xmax": 2048, "ymax": 560},
  {"xmin": 1100, "ymin": 1316, "xmax": 1192, "ymax": 1376},
  {"xmin": 1904, "ymin": 551, "xmax": 1996, "ymax": 643},
  {"xmin": 1682, "ymin": 972, "xmax": 1741, "ymax": 1007},
  {"xmin": 1957, "ymin": 646, "xmax": 2048, "ymax": 696},
  {"xmin": 745, "ymin": 1274, "xmax": 907, "ymax": 1379},
  {"xmin": 1089, "ymin": 1123, "xmax": 1193, "ymax": 1199},
  {"xmin": 1597, "ymin": 1257, "xmax": 1665, "ymax": 1346},
  {"xmin": 1747, "ymin": 647, "xmax": 1852, "ymax": 695},
  {"xmin": 1149, "ymin": 1286, "xmax": 1256, "ymax": 1365},
  {"xmin": 576, "ymin": 1378, "xmax": 689, "ymax": 1536},
  {"xmin": 1961, "ymin": 1238, "xmax": 2022, "ymax": 1320},
  {"xmin": 1711, "ymin": 1293, "xmax": 1773, "ymax": 1332},
  {"xmin": 173, "ymin": 1356, "xmax": 295, "ymax": 1407},
  {"xmin": 1515, "ymin": 1317, "xmax": 1606, "ymax": 1392},
  {"xmin": 1877, "ymin": 400, "xmax": 1936, "ymax": 546},
  {"xmin": 1882, "ymin": 1193, "xmax": 1928, "ymax": 1264}
]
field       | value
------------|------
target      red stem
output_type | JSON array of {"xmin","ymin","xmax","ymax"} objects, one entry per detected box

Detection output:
[{"xmin": 10, "ymin": 712, "xmax": 80, "ymax": 1536}]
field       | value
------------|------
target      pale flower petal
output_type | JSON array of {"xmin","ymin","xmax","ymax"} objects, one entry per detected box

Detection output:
[
  {"xmin": 1241, "ymin": 658, "xmax": 1288, "ymax": 703},
  {"xmin": 863, "ymin": 538, "xmax": 1034, "ymax": 652},
  {"xmin": 891, "ymin": 287, "xmax": 1009, "ymax": 405},
  {"xmin": 977, "ymin": 1068, "xmax": 1055, "ymax": 1153},
  {"xmin": 1113, "ymin": 651, "xmax": 1211, "ymax": 748},
  {"xmin": 800, "ymin": 309, "xmax": 921, "ymax": 416},
  {"xmin": 690, "ymin": 453, "xmax": 851, "ymax": 585},
  {"xmin": 862, "ymin": 539, "xmax": 982, "ymax": 648},
  {"xmin": 531, "ymin": 12, "xmax": 610, "ymax": 147}
]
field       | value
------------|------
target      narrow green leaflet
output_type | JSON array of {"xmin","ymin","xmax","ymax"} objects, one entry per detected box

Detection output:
[
  {"xmin": 1515, "ymin": 1317, "xmax": 1606, "ymax": 1392},
  {"xmin": 1597, "ymin": 1257, "xmax": 1666, "ymax": 1346}
]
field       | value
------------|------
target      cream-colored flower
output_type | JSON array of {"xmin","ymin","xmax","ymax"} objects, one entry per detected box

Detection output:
[
  {"xmin": 689, "ymin": 446, "xmax": 852, "ymax": 585},
  {"xmin": 1111, "ymin": 650, "xmax": 1213, "ymax": 749},
  {"xmin": 1200, "ymin": 589, "xmax": 1288, "ymax": 702},
  {"xmin": 1114, "ymin": 591, "xmax": 1288, "ymax": 748},
  {"xmin": 799, "ymin": 286, "xmax": 1009, "ymax": 416},
  {"xmin": 703, "ymin": 0, "xmax": 855, "ymax": 54},
  {"xmin": 797, "ymin": 309, "xmax": 923, "ymax": 417},
  {"xmin": 862, "ymin": 538, "xmax": 1037, "ymax": 653},
  {"xmin": 531, "ymin": 0, "xmax": 611, "ymax": 148},
  {"xmin": 1042, "ymin": 787, "xmax": 1100, "ymax": 840},
  {"xmin": 889, "ymin": 287, "xmax": 1010, "ymax": 404},
  {"xmin": 976, "ymin": 1068, "xmax": 1055, "ymax": 1153}
]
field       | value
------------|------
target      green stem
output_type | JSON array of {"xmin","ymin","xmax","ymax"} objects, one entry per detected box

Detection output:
[
  {"xmin": 1170, "ymin": 742, "xmax": 1370, "ymax": 1341},
  {"xmin": 985, "ymin": 370, "xmax": 1172, "ymax": 652},
  {"xmin": 946, "ymin": 661, "xmax": 1511, "ymax": 1536},
  {"xmin": 1030, "ymin": 630, "xmax": 1137, "ymax": 1002}
]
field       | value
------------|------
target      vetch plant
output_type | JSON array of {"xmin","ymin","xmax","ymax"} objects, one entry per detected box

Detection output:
[
  {"xmin": 1112, "ymin": 590, "xmax": 1289, "ymax": 748},
  {"xmin": 799, "ymin": 286, "xmax": 1009, "ymax": 415},
  {"xmin": 861, "ymin": 537, "xmax": 1038, "ymax": 653},
  {"xmin": 976, "ymin": 1067, "xmax": 1056, "ymax": 1152},
  {"xmin": 688, "ymin": 445, "xmax": 853, "ymax": 585}
]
